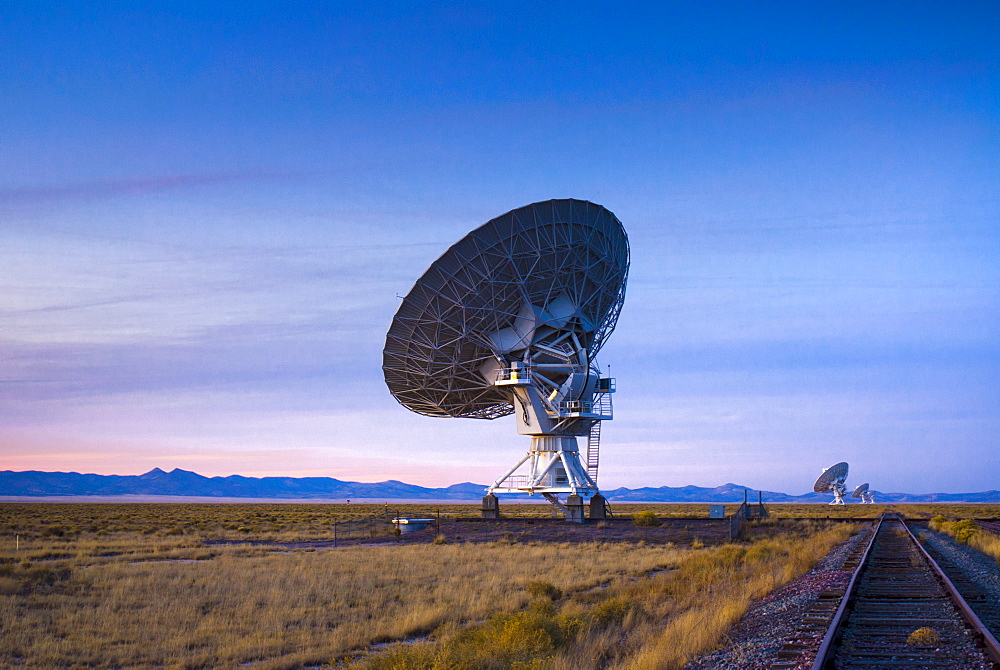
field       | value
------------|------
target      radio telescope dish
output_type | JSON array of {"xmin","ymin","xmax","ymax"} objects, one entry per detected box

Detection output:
[
  {"xmin": 853, "ymin": 482, "xmax": 875, "ymax": 504},
  {"xmin": 813, "ymin": 462, "xmax": 849, "ymax": 505},
  {"xmin": 383, "ymin": 199, "xmax": 629, "ymax": 519}
]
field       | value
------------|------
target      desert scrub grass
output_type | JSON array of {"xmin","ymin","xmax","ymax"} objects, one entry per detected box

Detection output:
[
  {"xmin": 349, "ymin": 522, "xmax": 857, "ymax": 670},
  {"xmin": 928, "ymin": 516, "xmax": 980, "ymax": 545},
  {"xmin": 613, "ymin": 522, "xmax": 856, "ymax": 670},
  {"xmin": 0, "ymin": 536, "xmax": 682, "ymax": 669},
  {"xmin": 701, "ymin": 503, "xmax": 1000, "ymax": 521},
  {"xmin": 632, "ymin": 511, "xmax": 661, "ymax": 527},
  {"xmin": 907, "ymin": 627, "xmax": 941, "ymax": 646},
  {"xmin": 0, "ymin": 502, "xmax": 448, "ymax": 543},
  {"xmin": 929, "ymin": 515, "xmax": 1000, "ymax": 563},
  {"xmin": 4, "ymin": 503, "xmax": 997, "ymax": 542},
  {"xmin": 526, "ymin": 580, "xmax": 563, "ymax": 601},
  {"xmin": 951, "ymin": 519, "xmax": 979, "ymax": 544},
  {"xmin": 351, "ymin": 600, "xmax": 578, "ymax": 670}
]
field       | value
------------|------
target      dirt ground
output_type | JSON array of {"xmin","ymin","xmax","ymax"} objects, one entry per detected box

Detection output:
[
  {"xmin": 232, "ymin": 516, "xmax": 737, "ymax": 550},
  {"xmin": 442, "ymin": 516, "xmax": 732, "ymax": 545}
]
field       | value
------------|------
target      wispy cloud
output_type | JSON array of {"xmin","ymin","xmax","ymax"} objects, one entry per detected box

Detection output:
[{"xmin": 0, "ymin": 173, "xmax": 289, "ymax": 205}]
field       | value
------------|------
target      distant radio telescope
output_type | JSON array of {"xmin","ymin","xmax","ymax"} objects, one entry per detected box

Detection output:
[
  {"xmin": 814, "ymin": 462, "xmax": 849, "ymax": 505},
  {"xmin": 383, "ymin": 199, "xmax": 629, "ymax": 521},
  {"xmin": 852, "ymin": 482, "xmax": 875, "ymax": 504}
]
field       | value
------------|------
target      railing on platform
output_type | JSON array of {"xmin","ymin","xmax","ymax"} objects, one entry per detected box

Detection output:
[
  {"xmin": 560, "ymin": 393, "xmax": 613, "ymax": 417},
  {"xmin": 497, "ymin": 474, "xmax": 532, "ymax": 489}
]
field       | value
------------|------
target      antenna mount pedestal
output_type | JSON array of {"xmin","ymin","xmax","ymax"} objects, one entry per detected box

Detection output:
[
  {"xmin": 489, "ymin": 435, "xmax": 598, "ymax": 496},
  {"xmin": 488, "ymin": 361, "xmax": 612, "ymax": 522}
]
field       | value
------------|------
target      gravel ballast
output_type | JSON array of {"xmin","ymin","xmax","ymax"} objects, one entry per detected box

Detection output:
[
  {"xmin": 681, "ymin": 526, "xmax": 868, "ymax": 670},
  {"xmin": 919, "ymin": 526, "xmax": 1000, "ymax": 605},
  {"xmin": 916, "ymin": 523, "xmax": 1000, "ymax": 637}
]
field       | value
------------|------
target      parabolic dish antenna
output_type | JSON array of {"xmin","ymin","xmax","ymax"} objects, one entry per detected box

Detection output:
[
  {"xmin": 852, "ymin": 482, "xmax": 875, "ymax": 504},
  {"xmin": 383, "ymin": 199, "xmax": 629, "ymax": 520},
  {"xmin": 813, "ymin": 462, "xmax": 849, "ymax": 505}
]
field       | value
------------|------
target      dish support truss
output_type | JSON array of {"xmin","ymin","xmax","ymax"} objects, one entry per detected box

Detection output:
[
  {"xmin": 383, "ymin": 199, "xmax": 629, "ymax": 422},
  {"xmin": 827, "ymin": 481, "xmax": 847, "ymax": 505},
  {"xmin": 481, "ymin": 295, "xmax": 617, "ymax": 509}
]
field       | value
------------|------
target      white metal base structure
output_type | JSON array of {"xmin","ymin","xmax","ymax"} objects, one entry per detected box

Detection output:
[
  {"xmin": 829, "ymin": 485, "xmax": 847, "ymax": 505},
  {"xmin": 863, "ymin": 492, "xmax": 875, "ymax": 504},
  {"xmin": 490, "ymin": 436, "xmax": 596, "ymax": 496}
]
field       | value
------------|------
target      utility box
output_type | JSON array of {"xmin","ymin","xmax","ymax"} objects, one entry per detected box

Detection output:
[{"xmin": 708, "ymin": 505, "xmax": 725, "ymax": 519}]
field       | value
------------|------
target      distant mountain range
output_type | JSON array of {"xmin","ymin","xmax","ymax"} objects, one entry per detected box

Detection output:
[
  {"xmin": 2, "ymin": 468, "xmax": 999, "ymax": 503},
  {"xmin": 0, "ymin": 468, "xmax": 485, "ymax": 500},
  {"xmin": 599, "ymin": 483, "xmax": 1000, "ymax": 504}
]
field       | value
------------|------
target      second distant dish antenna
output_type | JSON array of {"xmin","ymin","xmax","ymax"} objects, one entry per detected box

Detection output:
[
  {"xmin": 383, "ymin": 199, "xmax": 629, "ymax": 520},
  {"xmin": 852, "ymin": 482, "xmax": 875, "ymax": 504}
]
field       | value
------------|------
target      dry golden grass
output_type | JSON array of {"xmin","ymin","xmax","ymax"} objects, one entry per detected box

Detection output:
[
  {"xmin": 890, "ymin": 503, "xmax": 1000, "ymax": 520},
  {"xmin": 1, "ymin": 502, "xmax": 417, "ymax": 543},
  {"xmin": 579, "ymin": 502, "xmax": 1000, "ymax": 521},
  {"xmin": 613, "ymin": 523, "xmax": 854, "ymax": 670},
  {"xmin": 972, "ymin": 532, "xmax": 1000, "ymax": 563},
  {"xmin": 347, "ymin": 521, "xmax": 857, "ymax": 670},
  {"xmin": 1, "ymin": 525, "xmax": 685, "ymax": 669},
  {"xmin": 928, "ymin": 515, "xmax": 1000, "ymax": 563},
  {"xmin": 733, "ymin": 503, "xmax": 1000, "ymax": 520},
  {"xmin": 4, "ymin": 502, "xmax": 996, "ymax": 543},
  {"xmin": 907, "ymin": 627, "xmax": 941, "ymax": 646},
  {"xmin": 11, "ymin": 502, "xmax": 989, "ymax": 668}
]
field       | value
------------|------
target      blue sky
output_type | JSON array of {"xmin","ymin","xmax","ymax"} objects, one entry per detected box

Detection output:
[{"xmin": 2, "ymin": 2, "xmax": 998, "ymax": 494}]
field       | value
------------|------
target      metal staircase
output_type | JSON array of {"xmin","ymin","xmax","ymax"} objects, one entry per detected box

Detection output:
[
  {"xmin": 586, "ymin": 421, "xmax": 600, "ymax": 483},
  {"xmin": 585, "ymin": 385, "xmax": 612, "ymax": 484}
]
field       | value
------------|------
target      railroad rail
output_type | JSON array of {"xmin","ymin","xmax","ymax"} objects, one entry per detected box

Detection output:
[{"xmin": 807, "ymin": 513, "xmax": 1000, "ymax": 670}]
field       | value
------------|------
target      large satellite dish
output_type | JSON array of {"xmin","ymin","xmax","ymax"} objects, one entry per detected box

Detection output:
[
  {"xmin": 852, "ymin": 482, "xmax": 874, "ymax": 504},
  {"xmin": 384, "ymin": 199, "xmax": 629, "ymax": 519},
  {"xmin": 813, "ymin": 462, "xmax": 849, "ymax": 505}
]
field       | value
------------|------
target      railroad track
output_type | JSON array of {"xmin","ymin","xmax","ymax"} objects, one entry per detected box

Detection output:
[{"xmin": 772, "ymin": 514, "xmax": 1000, "ymax": 669}]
